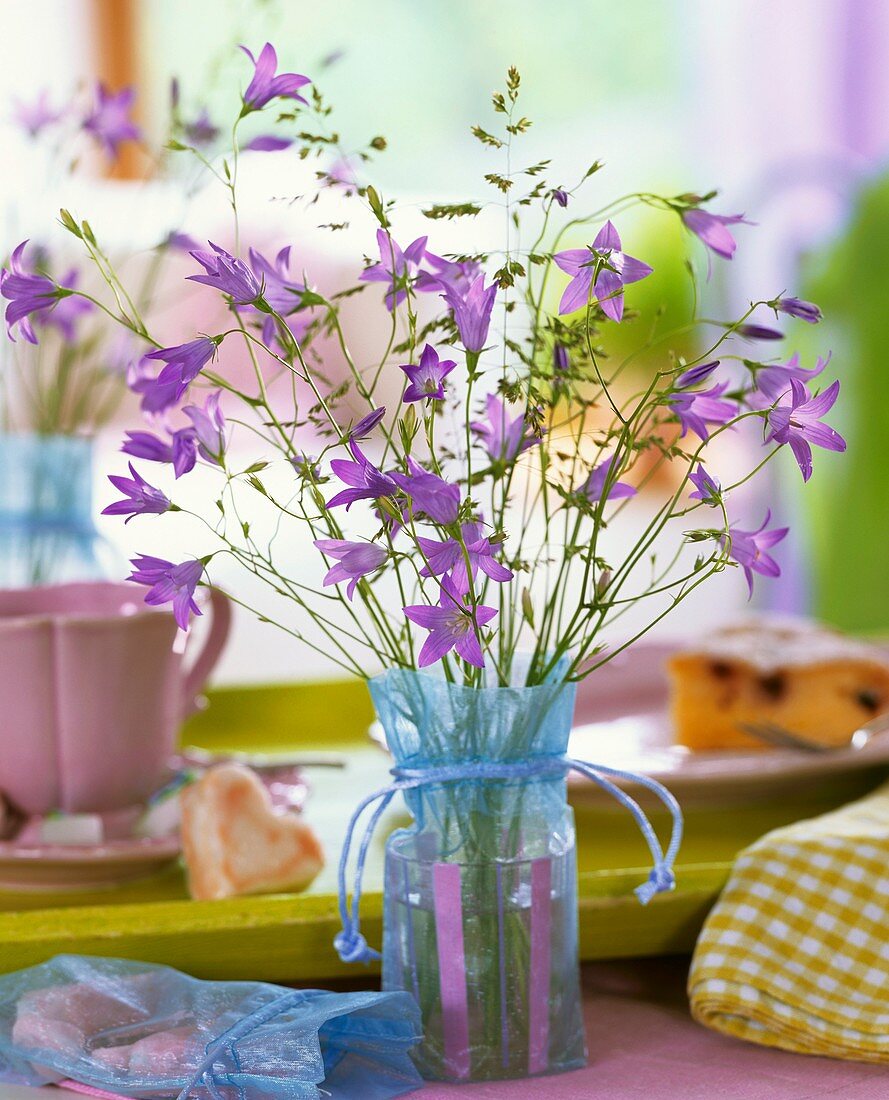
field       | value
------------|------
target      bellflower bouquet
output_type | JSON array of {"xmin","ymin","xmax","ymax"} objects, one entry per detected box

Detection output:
[
  {"xmin": 10, "ymin": 50, "xmax": 839, "ymax": 683},
  {"xmin": 3, "ymin": 50, "xmax": 841, "ymax": 675}
]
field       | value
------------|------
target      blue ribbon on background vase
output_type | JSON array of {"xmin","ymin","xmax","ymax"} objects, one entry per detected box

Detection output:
[{"xmin": 334, "ymin": 755, "xmax": 684, "ymax": 965}]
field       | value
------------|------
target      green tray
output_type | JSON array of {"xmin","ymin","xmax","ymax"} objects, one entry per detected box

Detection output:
[{"xmin": 0, "ymin": 680, "xmax": 881, "ymax": 982}]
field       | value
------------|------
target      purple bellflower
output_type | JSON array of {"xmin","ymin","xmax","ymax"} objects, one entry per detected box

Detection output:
[
  {"xmin": 247, "ymin": 245, "xmax": 306, "ymax": 342},
  {"xmin": 682, "ymin": 208, "xmax": 751, "ymax": 261},
  {"xmin": 775, "ymin": 297, "xmax": 822, "ymax": 324},
  {"xmin": 391, "ymin": 459, "xmax": 461, "ymax": 525},
  {"xmin": 670, "ymin": 381, "xmax": 736, "ymax": 440},
  {"xmin": 244, "ymin": 135, "xmax": 293, "ymax": 152},
  {"xmin": 400, "ymin": 344, "xmax": 456, "ymax": 402},
  {"xmin": 102, "ymin": 464, "xmax": 171, "ymax": 523},
  {"xmin": 471, "ymin": 393, "xmax": 539, "ymax": 463},
  {"xmin": 403, "ymin": 576, "xmax": 498, "ymax": 668},
  {"xmin": 314, "ymin": 539, "xmax": 387, "ymax": 601},
  {"xmin": 128, "ymin": 555, "xmax": 204, "ymax": 631},
  {"xmin": 441, "ymin": 274, "xmax": 498, "ymax": 352},
  {"xmin": 766, "ymin": 378, "xmax": 845, "ymax": 482},
  {"xmin": 188, "ymin": 243, "xmax": 263, "ymax": 304},
  {"xmin": 182, "ymin": 108, "xmax": 219, "ymax": 146},
  {"xmin": 689, "ymin": 464, "xmax": 721, "ymax": 505},
  {"xmin": 360, "ymin": 229, "xmax": 428, "ymax": 311},
  {"xmin": 553, "ymin": 343, "xmax": 570, "ymax": 373},
  {"xmin": 13, "ymin": 90, "xmax": 64, "ymax": 137},
  {"xmin": 327, "ymin": 440, "xmax": 398, "ymax": 510},
  {"xmin": 724, "ymin": 511, "xmax": 788, "ymax": 598},
  {"xmin": 1, "ymin": 241, "xmax": 64, "ymax": 344},
  {"xmin": 552, "ymin": 188, "xmax": 569, "ymax": 208},
  {"xmin": 122, "ymin": 431, "xmax": 175, "ymax": 465},
  {"xmin": 36, "ymin": 268, "xmax": 93, "ymax": 340},
  {"xmin": 752, "ymin": 351, "xmax": 829, "ymax": 407},
  {"xmin": 83, "ymin": 84, "xmax": 141, "ymax": 157},
  {"xmin": 675, "ymin": 360, "xmax": 719, "ymax": 389},
  {"xmin": 737, "ymin": 323, "xmax": 784, "ymax": 341},
  {"xmin": 418, "ymin": 520, "xmax": 514, "ymax": 589},
  {"xmin": 350, "ymin": 406, "xmax": 386, "ymax": 440},
  {"xmin": 184, "ymin": 391, "xmax": 227, "ymax": 466},
  {"xmin": 415, "ymin": 253, "xmax": 481, "ymax": 296},
  {"xmin": 554, "ymin": 221, "xmax": 652, "ymax": 321},
  {"xmin": 579, "ymin": 455, "xmax": 636, "ymax": 504},
  {"xmin": 140, "ymin": 336, "xmax": 219, "ymax": 412},
  {"xmin": 240, "ymin": 43, "xmax": 311, "ymax": 111}
]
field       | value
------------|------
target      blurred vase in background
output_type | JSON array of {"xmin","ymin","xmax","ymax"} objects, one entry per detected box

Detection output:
[{"xmin": 0, "ymin": 433, "xmax": 114, "ymax": 587}]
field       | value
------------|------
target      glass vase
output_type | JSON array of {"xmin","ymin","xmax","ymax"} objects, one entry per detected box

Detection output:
[
  {"xmin": 370, "ymin": 665, "xmax": 586, "ymax": 1083},
  {"xmin": 0, "ymin": 433, "xmax": 110, "ymax": 588}
]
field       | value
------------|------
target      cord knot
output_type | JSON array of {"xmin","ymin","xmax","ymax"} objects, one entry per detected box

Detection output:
[
  {"xmin": 334, "ymin": 927, "xmax": 380, "ymax": 964},
  {"xmin": 634, "ymin": 864, "xmax": 676, "ymax": 905}
]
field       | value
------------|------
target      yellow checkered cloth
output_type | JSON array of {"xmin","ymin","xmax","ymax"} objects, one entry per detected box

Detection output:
[{"xmin": 689, "ymin": 779, "xmax": 889, "ymax": 1063}]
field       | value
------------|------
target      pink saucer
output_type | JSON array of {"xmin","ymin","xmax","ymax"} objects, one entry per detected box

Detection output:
[{"xmin": 0, "ymin": 834, "xmax": 181, "ymax": 892}]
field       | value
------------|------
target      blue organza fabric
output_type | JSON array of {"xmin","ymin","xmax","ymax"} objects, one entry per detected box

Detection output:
[{"xmin": 0, "ymin": 955, "xmax": 423, "ymax": 1099}]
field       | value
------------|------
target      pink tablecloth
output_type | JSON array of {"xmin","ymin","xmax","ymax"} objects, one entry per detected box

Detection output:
[{"xmin": 422, "ymin": 957, "xmax": 889, "ymax": 1100}]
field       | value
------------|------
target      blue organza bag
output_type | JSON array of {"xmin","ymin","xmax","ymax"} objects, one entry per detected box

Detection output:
[{"xmin": 0, "ymin": 955, "xmax": 423, "ymax": 1099}]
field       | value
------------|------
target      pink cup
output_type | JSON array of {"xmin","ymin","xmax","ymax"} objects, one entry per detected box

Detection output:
[{"xmin": 0, "ymin": 582, "xmax": 231, "ymax": 815}]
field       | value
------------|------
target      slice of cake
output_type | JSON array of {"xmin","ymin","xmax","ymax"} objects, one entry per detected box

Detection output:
[{"xmin": 668, "ymin": 616, "xmax": 889, "ymax": 751}]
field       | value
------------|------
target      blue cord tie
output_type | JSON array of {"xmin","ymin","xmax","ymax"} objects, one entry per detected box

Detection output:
[{"xmin": 334, "ymin": 755, "xmax": 683, "ymax": 965}]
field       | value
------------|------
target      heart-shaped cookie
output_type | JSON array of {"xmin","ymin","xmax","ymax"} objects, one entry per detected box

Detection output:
[{"xmin": 181, "ymin": 763, "xmax": 324, "ymax": 900}]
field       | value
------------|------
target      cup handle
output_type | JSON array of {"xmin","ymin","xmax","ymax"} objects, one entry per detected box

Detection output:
[{"xmin": 181, "ymin": 587, "xmax": 232, "ymax": 717}]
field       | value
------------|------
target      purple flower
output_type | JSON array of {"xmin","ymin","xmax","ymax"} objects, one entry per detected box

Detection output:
[
  {"xmin": 579, "ymin": 455, "xmax": 636, "ymax": 504},
  {"xmin": 669, "ymin": 382, "xmax": 736, "ymax": 440},
  {"xmin": 141, "ymin": 336, "xmax": 219, "ymax": 411},
  {"xmin": 553, "ymin": 343, "xmax": 570, "ymax": 373},
  {"xmin": 240, "ymin": 43, "xmax": 311, "ymax": 111},
  {"xmin": 689, "ymin": 464, "xmax": 721, "ymax": 505},
  {"xmin": 471, "ymin": 393, "xmax": 539, "ymax": 463},
  {"xmin": 290, "ymin": 453, "xmax": 321, "ymax": 479},
  {"xmin": 183, "ymin": 109, "xmax": 219, "ymax": 146},
  {"xmin": 418, "ymin": 520, "xmax": 513, "ymax": 589},
  {"xmin": 35, "ymin": 268, "xmax": 93, "ymax": 341},
  {"xmin": 554, "ymin": 221, "xmax": 652, "ymax": 321},
  {"xmin": 676, "ymin": 360, "xmax": 719, "ymax": 389},
  {"xmin": 128, "ymin": 555, "xmax": 204, "ymax": 631},
  {"xmin": 775, "ymin": 297, "xmax": 822, "ymax": 324},
  {"xmin": 13, "ymin": 90, "xmax": 64, "ymax": 137},
  {"xmin": 737, "ymin": 323, "xmax": 784, "ymax": 341},
  {"xmin": 326, "ymin": 440, "xmax": 398, "ymax": 510},
  {"xmin": 442, "ymin": 274, "xmax": 498, "ymax": 353},
  {"xmin": 184, "ymin": 392, "xmax": 226, "ymax": 466},
  {"xmin": 360, "ymin": 229, "xmax": 428, "ymax": 311},
  {"xmin": 415, "ymin": 252, "xmax": 481, "ymax": 296},
  {"xmin": 350, "ymin": 406, "xmax": 387, "ymax": 440},
  {"xmin": 552, "ymin": 188, "xmax": 569, "ymax": 208},
  {"xmin": 188, "ymin": 243, "xmax": 262, "ymax": 304},
  {"xmin": 83, "ymin": 84, "xmax": 141, "ymax": 157},
  {"xmin": 314, "ymin": 539, "xmax": 387, "ymax": 601},
  {"xmin": 122, "ymin": 430, "xmax": 175, "ymax": 465},
  {"xmin": 753, "ymin": 351, "xmax": 830, "ymax": 407},
  {"xmin": 400, "ymin": 344, "xmax": 456, "ymax": 403},
  {"xmin": 244, "ymin": 135, "xmax": 293, "ymax": 152},
  {"xmin": 163, "ymin": 232, "xmax": 202, "ymax": 252},
  {"xmin": 682, "ymin": 208, "xmax": 751, "ymax": 260},
  {"xmin": 391, "ymin": 459, "xmax": 461, "ymax": 525},
  {"xmin": 403, "ymin": 576, "xmax": 498, "ymax": 668},
  {"xmin": 102, "ymin": 464, "xmax": 171, "ymax": 523},
  {"xmin": 327, "ymin": 156, "xmax": 361, "ymax": 190},
  {"xmin": 766, "ymin": 378, "xmax": 845, "ymax": 482},
  {"xmin": 724, "ymin": 511, "xmax": 788, "ymax": 598},
  {"xmin": 1, "ymin": 241, "xmax": 61, "ymax": 344},
  {"xmin": 248, "ymin": 246, "xmax": 304, "ymax": 315}
]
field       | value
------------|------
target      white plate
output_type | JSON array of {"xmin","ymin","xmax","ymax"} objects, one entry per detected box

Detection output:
[{"xmin": 568, "ymin": 641, "xmax": 889, "ymax": 806}]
